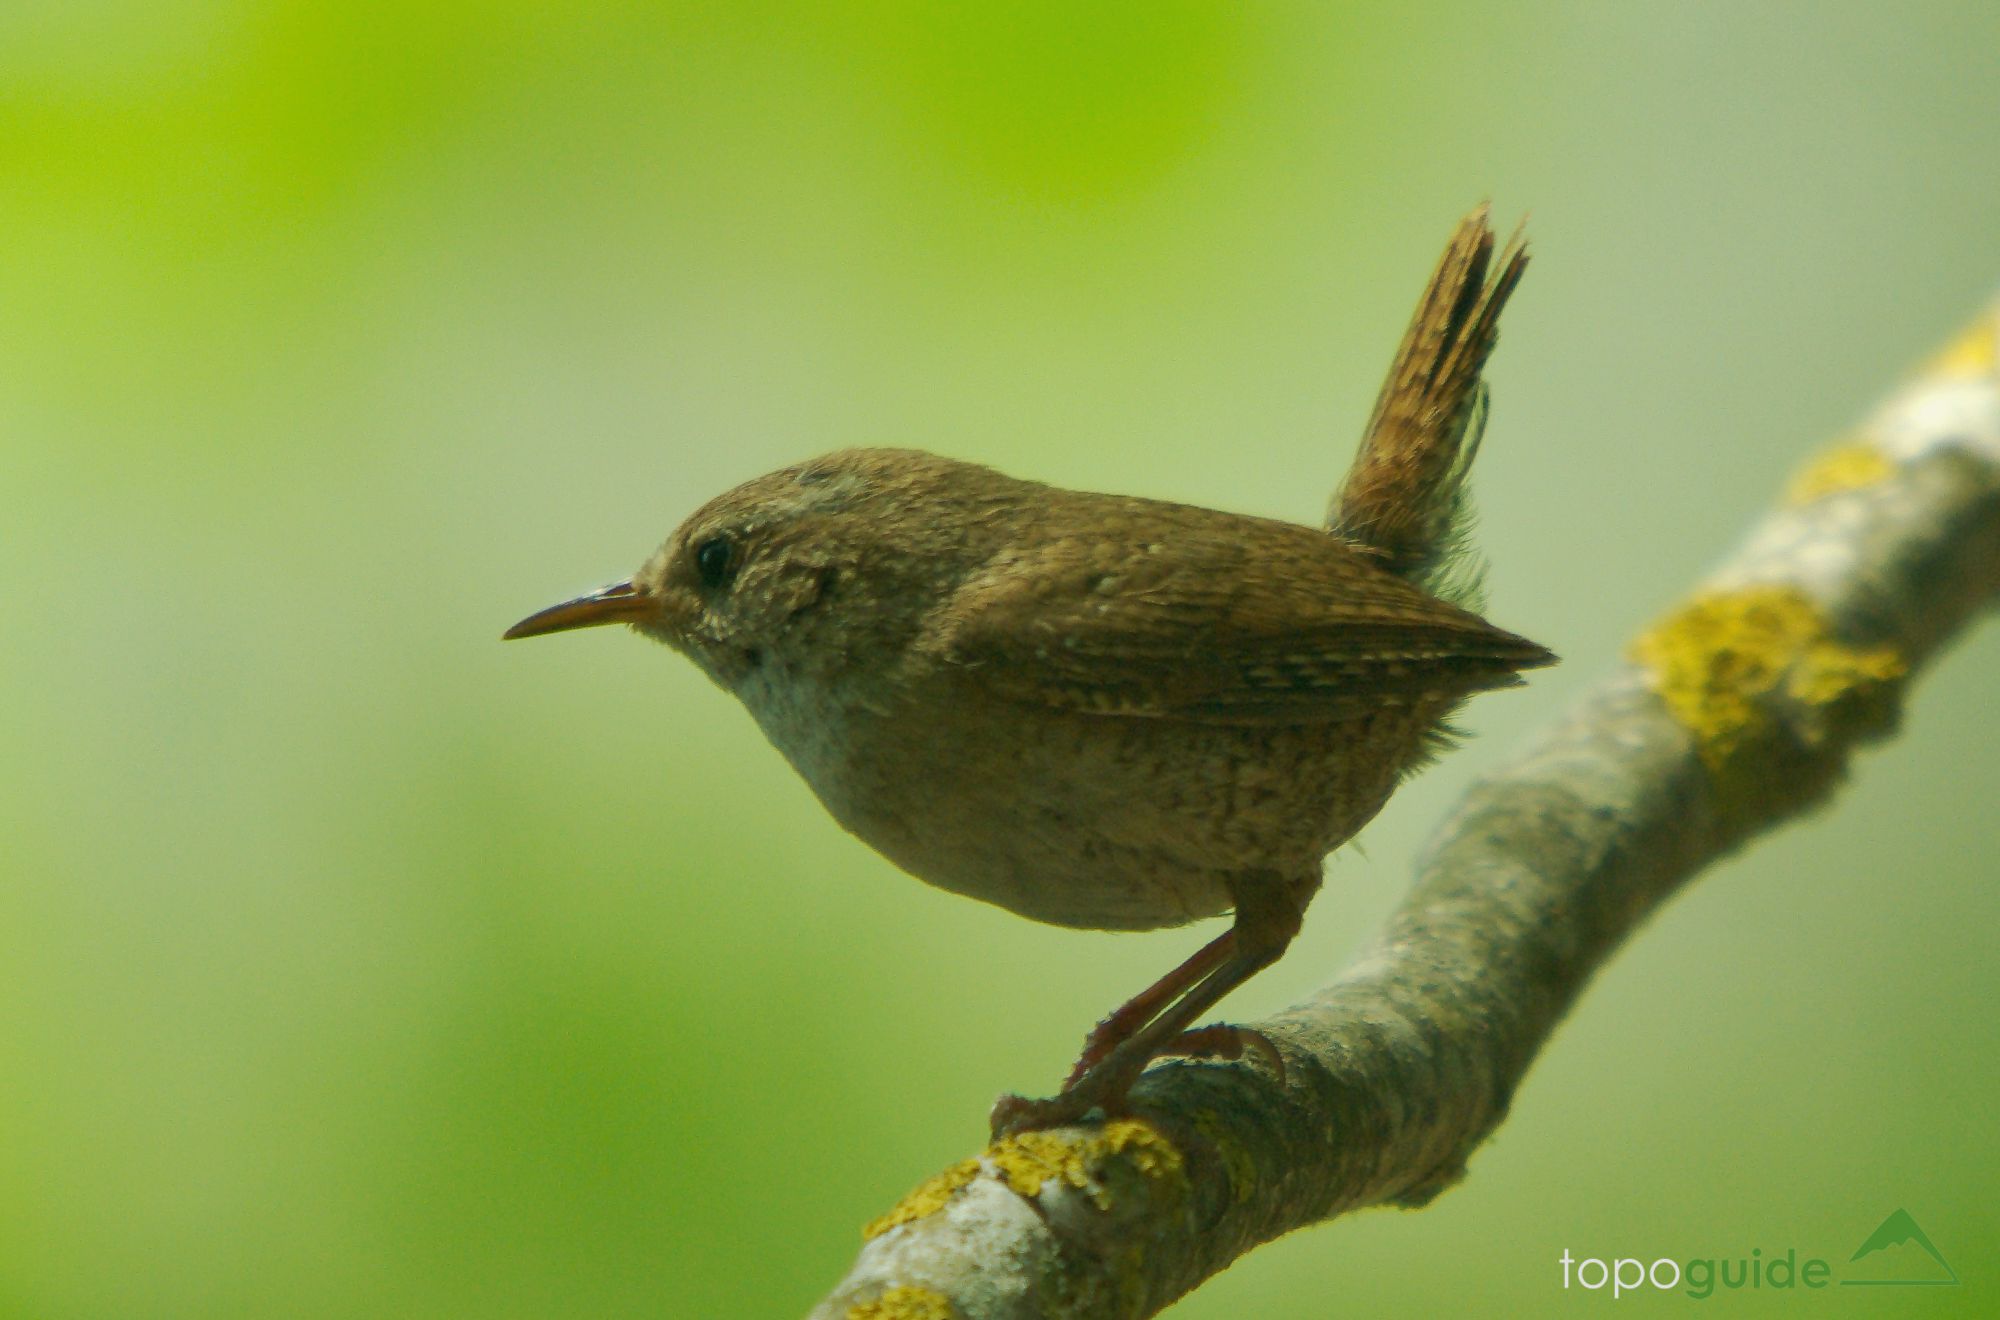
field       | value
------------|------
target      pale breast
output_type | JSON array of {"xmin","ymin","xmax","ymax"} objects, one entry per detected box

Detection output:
[{"xmin": 737, "ymin": 658, "xmax": 1446, "ymax": 931}]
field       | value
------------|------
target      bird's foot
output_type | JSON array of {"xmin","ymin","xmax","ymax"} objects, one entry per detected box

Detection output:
[
  {"xmin": 990, "ymin": 1024, "xmax": 1285, "ymax": 1140},
  {"xmin": 987, "ymin": 1087, "xmax": 1109, "ymax": 1140},
  {"xmin": 1151, "ymin": 1022, "xmax": 1286, "ymax": 1081},
  {"xmin": 991, "ymin": 1036, "xmax": 1145, "ymax": 1139}
]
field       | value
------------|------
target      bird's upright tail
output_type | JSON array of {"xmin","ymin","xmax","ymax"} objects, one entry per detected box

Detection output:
[{"xmin": 1329, "ymin": 205, "xmax": 1528, "ymax": 608}]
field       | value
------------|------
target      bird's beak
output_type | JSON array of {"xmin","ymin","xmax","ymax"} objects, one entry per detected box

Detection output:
[{"xmin": 503, "ymin": 579, "xmax": 656, "ymax": 640}]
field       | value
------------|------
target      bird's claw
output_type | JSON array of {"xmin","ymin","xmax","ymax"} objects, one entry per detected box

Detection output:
[
  {"xmin": 1152, "ymin": 1023, "xmax": 1287, "ymax": 1081},
  {"xmin": 989, "ymin": 1088, "xmax": 1104, "ymax": 1140},
  {"xmin": 994, "ymin": 1023, "xmax": 1286, "ymax": 1140}
]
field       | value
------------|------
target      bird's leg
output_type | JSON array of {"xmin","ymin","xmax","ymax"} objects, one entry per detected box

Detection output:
[
  {"xmin": 991, "ymin": 871, "xmax": 1306, "ymax": 1139},
  {"xmin": 1061, "ymin": 927, "xmax": 1238, "ymax": 1088}
]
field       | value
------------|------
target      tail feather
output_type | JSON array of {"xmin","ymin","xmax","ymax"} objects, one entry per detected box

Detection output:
[{"xmin": 1330, "ymin": 206, "xmax": 1528, "ymax": 606}]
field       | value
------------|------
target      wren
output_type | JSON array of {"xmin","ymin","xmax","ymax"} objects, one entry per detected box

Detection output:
[{"xmin": 505, "ymin": 207, "xmax": 1554, "ymax": 1136}]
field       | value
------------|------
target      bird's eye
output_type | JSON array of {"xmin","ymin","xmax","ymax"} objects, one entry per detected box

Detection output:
[{"xmin": 693, "ymin": 535, "xmax": 736, "ymax": 589}]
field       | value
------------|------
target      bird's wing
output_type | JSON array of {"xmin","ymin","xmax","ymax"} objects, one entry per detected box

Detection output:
[{"xmin": 922, "ymin": 506, "xmax": 1555, "ymax": 725}]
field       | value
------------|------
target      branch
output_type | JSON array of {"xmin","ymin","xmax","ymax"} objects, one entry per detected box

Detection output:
[{"xmin": 812, "ymin": 301, "xmax": 2000, "ymax": 1320}]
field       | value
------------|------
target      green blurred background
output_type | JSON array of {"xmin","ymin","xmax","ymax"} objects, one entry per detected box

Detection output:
[{"xmin": 4, "ymin": 3, "xmax": 1996, "ymax": 1315}]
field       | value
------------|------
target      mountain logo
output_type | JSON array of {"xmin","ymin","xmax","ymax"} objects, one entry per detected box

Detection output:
[{"xmin": 1840, "ymin": 1208, "xmax": 1957, "ymax": 1287}]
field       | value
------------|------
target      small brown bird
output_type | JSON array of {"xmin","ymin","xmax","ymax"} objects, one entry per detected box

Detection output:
[{"xmin": 506, "ymin": 207, "xmax": 1553, "ymax": 1136}]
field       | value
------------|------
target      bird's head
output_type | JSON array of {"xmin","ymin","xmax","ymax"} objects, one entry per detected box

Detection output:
[{"xmin": 503, "ymin": 447, "xmax": 1009, "ymax": 691}]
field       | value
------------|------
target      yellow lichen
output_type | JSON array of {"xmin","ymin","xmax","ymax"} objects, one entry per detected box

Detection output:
[
  {"xmin": 861, "ymin": 1119, "xmax": 1187, "ymax": 1248},
  {"xmin": 1629, "ymin": 586, "xmax": 1905, "ymax": 792},
  {"xmin": 987, "ymin": 1117, "xmax": 1186, "ymax": 1211},
  {"xmin": 1787, "ymin": 643, "xmax": 1907, "ymax": 710},
  {"xmin": 845, "ymin": 1284, "xmax": 956, "ymax": 1320},
  {"xmin": 987, "ymin": 1129, "xmax": 1093, "ymax": 1201},
  {"xmin": 862, "ymin": 1158, "xmax": 980, "ymax": 1240},
  {"xmin": 1784, "ymin": 441, "xmax": 1895, "ymax": 505},
  {"xmin": 1921, "ymin": 313, "xmax": 1998, "ymax": 379}
]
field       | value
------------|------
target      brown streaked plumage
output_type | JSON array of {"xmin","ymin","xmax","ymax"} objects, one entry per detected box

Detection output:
[
  {"xmin": 930, "ymin": 496, "xmax": 1546, "ymax": 723},
  {"xmin": 505, "ymin": 206, "xmax": 1551, "ymax": 1136}
]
